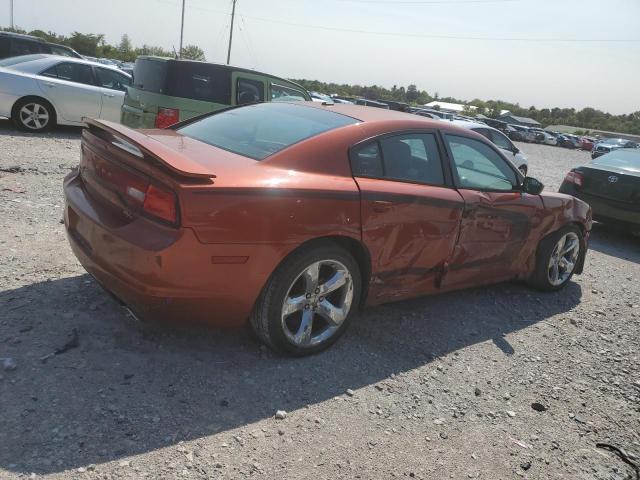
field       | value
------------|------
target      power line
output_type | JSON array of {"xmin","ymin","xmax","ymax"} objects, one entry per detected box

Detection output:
[
  {"xmin": 337, "ymin": 0, "xmax": 521, "ymax": 4},
  {"xmin": 147, "ymin": 0, "xmax": 640, "ymax": 44},
  {"xmin": 240, "ymin": 13, "xmax": 640, "ymax": 43}
]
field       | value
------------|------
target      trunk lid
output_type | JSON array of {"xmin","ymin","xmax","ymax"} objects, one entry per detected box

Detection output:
[{"xmin": 577, "ymin": 165, "xmax": 640, "ymax": 204}]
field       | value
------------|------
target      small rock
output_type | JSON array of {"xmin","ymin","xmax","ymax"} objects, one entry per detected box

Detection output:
[
  {"xmin": 118, "ymin": 460, "xmax": 130, "ymax": 467},
  {"xmin": 506, "ymin": 410, "xmax": 516, "ymax": 418},
  {"xmin": 521, "ymin": 462, "xmax": 531, "ymax": 471},
  {"xmin": 275, "ymin": 410, "xmax": 287, "ymax": 420},
  {"xmin": 278, "ymin": 428, "xmax": 285, "ymax": 436},
  {"xmin": 531, "ymin": 402, "xmax": 547, "ymax": 412},
  {"xmin": 345, "ymin": 389, "xmax": 355, "ymax": 397},
  {"xmin": 2, "ymin": 358, "xmax": 17, "ymax": 371},
  {"xmin": 439, "ymin": 432, "xmax": 448, "ymax": 439},
  {"xmin": 77, "ymin": 467, "xmax": 86, "ymax": 473},
  {"xmin": 474, "ymin": 387, "xmax": 481, "ymax": 397}
]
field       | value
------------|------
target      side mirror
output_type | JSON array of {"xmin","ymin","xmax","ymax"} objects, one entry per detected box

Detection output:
[
  {"xmin": 512, "ymin": 146, "xmax": 520, "ymax": 154},
  {"xmin": 522, "ymin": 176, "xmax": 544, "ymax": 195}
]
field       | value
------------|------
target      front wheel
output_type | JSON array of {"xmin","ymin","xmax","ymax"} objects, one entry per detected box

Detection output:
[
  {"xmin": 250, "ymin": 243, "xmax": 361, "ymax": 356},
  {"xmin": 529, "ymin": 225, "xmax": 583, "ymax": 291}
]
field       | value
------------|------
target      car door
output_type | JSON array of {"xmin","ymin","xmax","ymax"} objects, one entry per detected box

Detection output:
[
  {"xmin": 37, "ymin": 62, "xmax": 102, "ymax": 122},
  {"xmin": 351, "ymin": 131, "xmax": 465, "ymax": 303},
  {"xmin": 442, "ymin": 134, "xmax": 543, "ymax": 288},
  {"xmin": 94, "ymin": 67, "xmax": 131, "ymax": 122}
]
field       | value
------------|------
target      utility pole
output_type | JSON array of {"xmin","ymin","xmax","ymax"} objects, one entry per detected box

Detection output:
[
  {"xmin": 226, "ymin": 0, "xmax": 237, "ymax": 65},
  {"xmin": 179, "ymin": 0, "xmax": 185, "ymax": 58},
  {"xmin": 10, "ymin": 0, "xmax": 14, "ymax": 29}
]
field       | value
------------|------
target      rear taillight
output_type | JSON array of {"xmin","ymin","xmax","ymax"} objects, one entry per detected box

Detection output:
[
  {"xmin": 155, "ymin": 108, "xmax": 179, "ymax": 128},
  {"xmin": 143, "ymin": 184, "xmax": 177, "ymax": 223},
  {"xmin": 564, "ymin": 170, "xmax": 584, "ymax": 187},
  {"xmin": 93, "ymin": 159, "xmax": 178, "ymax": 224}
]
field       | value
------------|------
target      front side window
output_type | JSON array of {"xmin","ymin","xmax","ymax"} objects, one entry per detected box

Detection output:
[
  {"xmin": 96, "ymin": 68, "xmax": 131, "ymax": 91},
  {"xmin": 49, "ymin": 45, "xmax": 74, "ymax": 57},
  {"xmin": 237, "ymin": 78, "xmax": 265, "ymax": 105},
  {"xmin": 178, "ymin": 102, "xmax": 358, "ymax": 160},
  {"xmin": 380, "ymin": 133, "xmax": 445, "ymax": 185},
  {"xmin": 41, "ymin": 62, "xmax": 95, "ymax": 85},
  {"xmin": 271, "ymin": 83, "xmax": 307, "ymax": 101},
  {"xmin": 447, "ymin": 135, "xmax": 516, "ymax": 191},
  {"xmin": 488, "ymin": 129, "xmax": 514, "ymax": 151}
]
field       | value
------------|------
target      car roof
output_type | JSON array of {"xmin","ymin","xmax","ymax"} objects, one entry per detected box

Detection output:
[
  {"xmin": 3, "ymin": 54, "xmax": 131, "ymax": 76},
  {"xmin": 297, "ymin": 103, "xmax": 481, "ymax": 136},
  {"xmin": 0, "ymin": 31, "xmax": 46, "ymax": 42}
]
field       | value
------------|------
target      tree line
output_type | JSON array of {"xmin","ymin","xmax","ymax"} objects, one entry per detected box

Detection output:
[
  {"xmin": 2, "ymin": 26, "xmax": 638, "ymax": 134},
  {"xmin": 2, "ymin": 27, "xmax": 205, "ymax": 62},
  {"xmin": 293, "ymin": 79, "xmax": 640, "ymax": 135}
]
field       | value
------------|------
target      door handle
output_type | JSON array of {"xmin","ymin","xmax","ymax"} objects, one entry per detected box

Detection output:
[
  {"xmin": 103, "ymin": 93, "xmax": 115, "ymax": 98},
  {"xmin": 372, "ymin": 200, "xmax": 393, "ymax": 213},
  {"xmin": 43, "ymin": 82, "xmax": 55, "ymax": 88}
]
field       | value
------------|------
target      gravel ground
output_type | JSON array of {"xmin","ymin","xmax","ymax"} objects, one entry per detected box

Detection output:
[{"xmin": 1, "ymin": 119, "xmax": 639, "ymax": 480}]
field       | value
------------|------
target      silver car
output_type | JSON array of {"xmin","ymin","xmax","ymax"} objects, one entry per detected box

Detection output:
[{"xmin": 0, "ymin": 54, "xmax": 131, "ymax": 132}]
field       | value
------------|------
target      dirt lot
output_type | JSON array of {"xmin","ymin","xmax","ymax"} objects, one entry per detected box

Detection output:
[{"xmin": 1, "ymin": 120, "xmax": 639, "ymax": 479}]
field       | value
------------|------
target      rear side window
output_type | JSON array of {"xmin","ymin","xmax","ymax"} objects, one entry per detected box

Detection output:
[
  {"xmin": 351, "ymin": 133, "xmax": 445, "ymax": 186},
  {"xmin": 10, "ymin": 39, "xmax": 44, "ymax": 56},
  {"xmin": 132, "ymin": 58, "xmax": 168, "ymax": 93},
  {"xmin": 237, "ymin": 78, "xmax": 265, "ymax": 104},
  {"xmin": 351, "ymin": 142, "xmax": 384, "ymax": 177},
  {"xmin": 0, "ymin": 37, "xmax": 9, "ymax": 58},
  {"xmin": 166, "ymin": 62, "xmax": 231, "ymax": 103},
  {"xmin": 178, "ymin": 102, "xmax": 358, "ymax": 160},
  {"xmin": 488, "ymin": 130, "xmax": 513, "ymax": 150},
  {"xmin": 41, "ymin": 62, "xmax": 95, "ymax": 85}
]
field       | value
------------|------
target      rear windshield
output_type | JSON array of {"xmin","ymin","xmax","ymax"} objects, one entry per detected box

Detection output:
[
  {"xmin": 177, "ymin": 103, "xmax": 359, "ymax": 160},
  {"xmin": 133, "ymin": 58, "xmax": 231, "ymax": 103},
  {"xmin": 593, "ymin": 149, "xmax": 640, "ymax": 172}
]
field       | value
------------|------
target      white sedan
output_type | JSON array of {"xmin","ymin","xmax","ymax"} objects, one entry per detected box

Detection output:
[{"xmin": 0, "ymin": 54, "xmax": 131, "ymax": 132}]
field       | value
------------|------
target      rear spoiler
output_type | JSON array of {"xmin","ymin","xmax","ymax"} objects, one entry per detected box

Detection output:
[{"xmin": 83, "ymin": 118, "xmax": 216, "ymax": 180}]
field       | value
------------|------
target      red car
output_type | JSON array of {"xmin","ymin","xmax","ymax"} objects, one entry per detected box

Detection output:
[
  {"xmin": 580, "ymin": 137, "xmax": 595, "ymax": 151},
  {"xmin": 64, "ymin": 103, "xmax": 591, "ymax": 355}
]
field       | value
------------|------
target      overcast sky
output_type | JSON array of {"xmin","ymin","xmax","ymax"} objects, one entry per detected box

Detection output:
[{"xmin": 2, "ymin": 0, "xmax": 639, "ymax": 114}]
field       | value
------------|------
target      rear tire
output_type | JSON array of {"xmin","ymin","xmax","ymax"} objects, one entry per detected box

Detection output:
[
  {"xmin": 528, "ymin": 225, "xmax": 583, "ymax": 291},
  {"xmin": 12, "ymin": 97, "xmax": 56, "ymax": 133},
  {"xmin": 250, "ymin": 242, "xmax": 361, "ymax": 356}
]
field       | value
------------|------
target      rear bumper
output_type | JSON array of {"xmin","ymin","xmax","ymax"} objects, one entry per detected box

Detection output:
[
  {"xmin": 63, "ymin": 170, "xmax": 281, "ymax": 328},
  {"xmin": 559, "ymin": 182, "xmax": 640, "ymax": 229}
]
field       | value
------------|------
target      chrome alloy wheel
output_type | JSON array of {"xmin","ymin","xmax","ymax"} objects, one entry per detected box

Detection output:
[
  {"xmin": 19, "ymin": 102, "xmax": 50, "ymax": 130},
  {"xmin": 281, "ymin": 259, "xmax": 354, "ymax": 347},
  {"xmin": 547, "ymin": 232, "xmax": 580, "ymax": 286}
]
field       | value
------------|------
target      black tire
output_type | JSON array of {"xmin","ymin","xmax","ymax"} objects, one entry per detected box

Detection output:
[
  {"xmin": 528, "ymin": 224, "xmax": 583, "ymax": 292},
  {"xmin": 250, "ymin": 242, "xmax": 361, "ymax": 356},
  {"xmin": 12, "ymin": 97, "xmax": 56, "ymax": 133}
]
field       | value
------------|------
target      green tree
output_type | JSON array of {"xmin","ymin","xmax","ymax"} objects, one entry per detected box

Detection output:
[
  {"xmin": 118, "ymin": 34, "xmax": 134, "ymax": 61},
  {"xmin": 67, "ymin": 32, "xmax": 104, "ymax": 56},
  {"xmin": 406, "ymin": 84, "xmax": 419, "ymax": 102},
  {"xmin": 180, "ymin": 44, "xmax": 205, "ymax": 61}
]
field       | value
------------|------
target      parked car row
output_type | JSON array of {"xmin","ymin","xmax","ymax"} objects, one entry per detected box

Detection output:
[{"xmin": 0, "ymin": 31, "xmax": 82, "ymax": 60}]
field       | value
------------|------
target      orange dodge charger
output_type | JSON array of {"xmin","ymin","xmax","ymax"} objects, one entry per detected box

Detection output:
[{"xmin": 64, "ymin": 102, "xmax": 591, "ymax": 355}]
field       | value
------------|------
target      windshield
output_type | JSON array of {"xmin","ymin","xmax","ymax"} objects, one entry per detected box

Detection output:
[
  {"xmin": 178, "ymin": 103, "xmax": 358, "ymax": 160},
  {"xmin": 0, "ymin": 54, "xmax": 47, "ymax": 67},
  {"xmin": 593, "ymin": 149, "xmax": 640, "ymax": 172}
]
